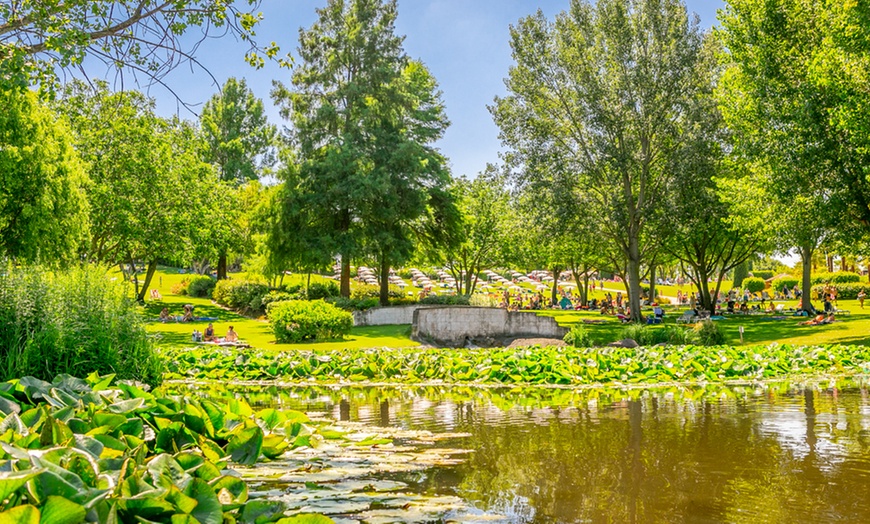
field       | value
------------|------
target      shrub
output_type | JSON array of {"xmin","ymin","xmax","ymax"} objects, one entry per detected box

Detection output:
[
  {"xmin": 810, "ymin": 283, "xmax": 870, "ymax": 300},
  {"xmin": 750, "ymin": 270, "xmax": 774, "ymax": 281},
  {"xmin": 771, "ymin": 277, "xmax": 800, "ymax": 293},
  {"xmin": 267, "ymin": 300, "xmax": 353, "ymax": 343},
  {"xmin": 307, "ymin": 281, "xmax": 340, "ymax": 300},
  {"xmin": 213, "ymin": 279, "xmax": 270, "ymax": 315},
  {"xmin": 811, "ymin": 271, "xmax": 862, "ymax": 285},
  {"xmin": 470, "ymin": 294, "xmax": 499, "ymax": 307},
  {"xmin": 563, "ymin": 325, "xmax": 594, "ymax": 347},
  {"xmin": 328, "ymin": 297, "xmax": 379, "ymax": 311},
  {"xmin": 640, "ymin": 284, "xmax": 659, "ymax": 298},
  {"xmin": 742, "ymin": 277, "xmax": 766, "ymax": 293},
  {"xmin": 0, "ymin": 265, "xmax": 162, "ymax": 385},
  {"xmin": 620, "ymin": 324, "xmax": 667, "ymax": 346},
  {"xmin": 419, "ymin": 294, "xmax": 471, "ymax": 306},
  {"xmin": 186, "ymin": 275, "xmax": 216, "ymax": 298},
  {"xmin": 694, "ymin": 320, "xmax": 727, "ymax": 346},
  {"xmin": 664, "ymin": 326, "xmax": 699, "ymax": 345},
  {"xmin": 261, "ymin": 290, "xmax": 305, "ymax": 308}
]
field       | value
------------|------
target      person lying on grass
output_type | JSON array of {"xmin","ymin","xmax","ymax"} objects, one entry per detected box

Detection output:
[{"xmin": 799, "ymin": 314, "xmax": 835, "ymax": 326}]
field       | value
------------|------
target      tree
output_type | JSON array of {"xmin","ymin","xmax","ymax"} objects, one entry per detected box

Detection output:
[
  {"xmin": 56, "ymin": 81, "xmax": 213, "ymax": 301},
  {"xmin": 0, "ymin": 87, "xmax": 89, "ymax": 263},
  {"xmin": 272, "ymin": 0, "xmax": 455, "ymax": 303},
  {"xmin": 717, "ymin": 0, "xmax": 850, "ymax": 313},
  {"xmin": 0, "ymin": 0, "xmax": 284, "ymax": 92},
  {"xmin": 443, "ymin": 167, "xmax": 510, "ymax": 296},
  {"xmin": 200, "ymin": 77, "xmax": 276, "ymax": 278},
  {"xmin": 493, "ymin": 0, "xmax": 706, "ymax": 321}
]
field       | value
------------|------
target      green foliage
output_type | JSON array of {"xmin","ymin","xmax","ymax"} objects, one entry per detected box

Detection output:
[
  {"xmin": 620, "ymin": 324, "xmax": 666, "ymax": 347},
  {"xmin": 694, "ymin": 321, "xmax": 727, "ymax": 346},
  {"xmin": 732, "ymin": 262, "xmax": 749, "ymax": 288},
  {"xmin": 262, "ymin": 290, "xmax": 305, "ymax": 308},
  {"xmin": 267, "ymin": 301, "xmax": 353, "ymax": 343},
  {"xmin": 751, "ymin": 270, "xmax": 774, "ymax": 281},
  {"xmin": 327, "ymin": 297, "xmax": 380, "ymax": 312},
  {"xmin": 307, "ymin": 282, "xmax": 340, "ymax": 301},
  {"xmin": 563, "ymin": 326, "xmax": 594, "ymax": 348},
  {"xmin": 186, "ymin": 276, "xmax": 217, "ymax": 298},
  {"xmin": 0, "ymin": 372, "xmax": 338, "ymax": 523},
  {"xmin": 0, "ymin": 88, "xmax": 89, "ymax": 263},
  {"xmin": 742, "ymin": 277, "xmax": 766, "ymax": 294},
  {"xmin": 0, "ymin": 265, "xmax": 162, "ymax": 385},
  {"xmin": 811, "ymin": 284, "xmax": 870, "ymax": 300},
  {"xmin": 419, "ymin": 295, "xmax": 472, "ymax": 306},
  {"xmin": 171, "ymin": 278, "xmax": 191, "ymax": 295},
  {"xmin": 812, "ymin": 272, "xmax": 862, "ymax": 285},
  {"xmin": 771, "ymin": 277, "xmax": 800, "ymax": 292},
  {"xmin": 213, "ymin": 279, "xmax": 270, "ymax": 315},
  {"xmin": 0, "ymin": 1, "xmax": 278, "ymax": 91},
  {"xmin": 164, "ymin": 343, "xmax": 870, "ymax": 385}
]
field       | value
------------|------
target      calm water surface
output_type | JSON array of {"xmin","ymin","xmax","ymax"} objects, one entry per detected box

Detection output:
[{"xmin": 181, "ymin": 381, "xmax": 870, "ymax": 523}]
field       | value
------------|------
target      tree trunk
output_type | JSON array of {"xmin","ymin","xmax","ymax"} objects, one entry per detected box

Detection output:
[
  {"xmin": 129, "ymin": 256, "xmax": 140, "ymax": 300},
  {"xmin": 340, "ymin": 256, "xmax": 351, "ymax": 298},
  {"xmin": 136, "ymin": 260, "xmax": 158, "ymax": 303},
  {"xmin": 550, "ymin": 268, "xmax": 562, "ymax": 306},
  {"xmin": 627, "ymin": 237, "xmax": 643, "ymax": 322},
  {"xmin": 802, "ymin": 243, "xmax": 815, "ymax": 314},
  {"xmin": 217, "ymin": 252, "xmax": 228, "ymax": 280},
  {"xmin": 378, "ymin": 254, "xmax": 390, "ymax": 307},
  {"xmin": 826, "ymin": 254, "xmax": 834, "ymax": 273},
  {"xmin": 648, "ymin": 264, "xmax": 657, "ymax": 304}
]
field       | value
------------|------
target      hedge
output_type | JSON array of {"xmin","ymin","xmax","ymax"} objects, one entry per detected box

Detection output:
[
  {"xmin": 771, "ymin": 277, "xmax": 800, "ymax": 293},
  {"xmin": 742, "ymin": 277, "xmax": 766, "ymax": 293},
  {"xmin": 750, "ymin": 270, "xmax": 775, "ymax": 281},
  {"xmin": 811, "ymin": 283, "xmax": 870, "ymax": 300},
  {"xmin": 186, "ymin": 275, "xmax": 217, "ymax": 298},
  {"xmin": 811, "ymin": 272, "xmax": 862, "ymax": 285},
  {"xmin": 267, "ymin": 300, "xmax": 353, "ymax": 343}
]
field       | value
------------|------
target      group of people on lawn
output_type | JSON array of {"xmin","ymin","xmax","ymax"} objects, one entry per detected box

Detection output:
[{"xmin": 192, "ymin": 323, "xmax": 238, "ymax": 343}]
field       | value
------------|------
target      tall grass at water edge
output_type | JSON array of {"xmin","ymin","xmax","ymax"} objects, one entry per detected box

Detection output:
[{"xmin": 0, "ymin": 265, "xmax": 162, "ymax": 385}]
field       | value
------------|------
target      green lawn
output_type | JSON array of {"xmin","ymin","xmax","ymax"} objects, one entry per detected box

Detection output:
[
  {"xmin": 537, "ymin": 299, "xmax": 870, "ymax": 346},
  {"xmin": 143, "ymin": 267, "xmax": 870, "ymax": 351},
  {"xmin": 143, "ymin": 269, "xmax": 420, "ymax": 353}
]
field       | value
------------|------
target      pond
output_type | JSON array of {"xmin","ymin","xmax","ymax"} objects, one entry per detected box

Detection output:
[{"xmin": 174, "ymin": 380, "xmax": 870, "ymax": 523}]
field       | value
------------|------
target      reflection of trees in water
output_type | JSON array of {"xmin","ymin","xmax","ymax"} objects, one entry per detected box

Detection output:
[
  {"xmin": 169, "ymin": 382, "xmax": 870, "ymax": 522},
  {"xmin": 454, "ymin": 389, "xmax": 870, "ymax": 523}
]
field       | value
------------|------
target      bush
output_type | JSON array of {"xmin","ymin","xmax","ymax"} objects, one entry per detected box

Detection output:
[
  {"xmin": 771, "ymin": 277, "xmax": 800, "ymax": 293},
  {"xmin": 742, "ymin": 277, "xmax": 766, "ymax": 293},
  {"xmin": 261, "ymin": 290, "xmax": 305, "ymax": 308},
  {"xmin": 750, "ymin": 270, "xmax": 774, "ymax": 281},
  {"xmin": 419, "ymin": 294, "xmax": 471, "ymax": 306},
  {"xmin": 0, "ymin": 265, "xmax": 162, "ymax": 385},
  {"xmin": 469, "ymin": 294, "xmax": 499, "ymax": 307},
  {"xmin": 563, "ymin": 325, "xmax": 594, "ymax": 347},
  {"xmin": 810, "ymin": 283, "xmax": 870, "ymax": 300},
  {"xmin": 267, "ymin": 300, "xmax": 353, "ymax": 343},
  {"xmin": 694, "ymin": 320, "xmax": 727, "ymax": 346},
  {"xmin": 307, "ymin": 281, "xmax": 340, "ymax": 300},
  {"xmin": 186, "ymin": 275, "xmax": 216, "ymax": 298},
  {"xmin": 620, "ymin": 324, "xmax": 667, "ymax": 346},
  {"xmin": 213, "ymin": 279, "xmax": 270, "ymax": 315},
  {"xmin": 663, "ymin": 325, "xmax": 699, "ymax": 345},
  {"xmin": 732, "ymin": 262, "xmax": 748, "ymax": 288},
  {"xmin": 811, "ymin": 271, "xmax": 861, "ymax": 285},
  {"xmin": 328, "ymin": 297, "xmax": 379, "ymax": 311}
]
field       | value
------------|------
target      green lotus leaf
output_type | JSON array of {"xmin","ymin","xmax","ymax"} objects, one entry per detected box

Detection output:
[
  {"xmin": 183, "ymin": 478, "xmax": 222, "ymax": 524},
  {"xmin": 226, "ymin": 425, "xmax": 263, "ymax": 466},
  {"xmin": 0, "ymin": 504, "xmax": 40, "ymax": 524},
  {"xmin": 38, "ymin": 495, "xmax": 86, "ymax": 524}
]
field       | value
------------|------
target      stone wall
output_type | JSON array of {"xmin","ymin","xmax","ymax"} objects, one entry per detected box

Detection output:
[
  {"xmin": 352, "ymin": 305, "xmax": 441, "ymax": 326},
  {"xmin": 411, "ymin": 307, "xmax": 568, "ymax": 346}
]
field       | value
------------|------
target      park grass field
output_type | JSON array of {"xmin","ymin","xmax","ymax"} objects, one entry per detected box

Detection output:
[{"xmin": 142, "ymin": 267, "xmax": 870, "ymax": 352}]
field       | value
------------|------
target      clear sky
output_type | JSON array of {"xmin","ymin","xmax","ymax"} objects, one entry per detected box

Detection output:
[{"xmin": 149, "ymin": 0, "xmax": 725, "ymax": 179}]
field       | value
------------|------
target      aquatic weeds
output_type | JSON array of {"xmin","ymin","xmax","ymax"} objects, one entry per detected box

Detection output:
[{"xmin": 164, "ymin": 343, "xmax": 870, "ymax": 386}]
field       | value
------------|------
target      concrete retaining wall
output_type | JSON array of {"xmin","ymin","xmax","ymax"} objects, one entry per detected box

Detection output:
[
  {"xmin": 352, "ymin": 305, "xmax": 441, "ymax": 326},
  {"xmin": 411, "ymin": 307, "xmax": 568, "ymax": 346}
]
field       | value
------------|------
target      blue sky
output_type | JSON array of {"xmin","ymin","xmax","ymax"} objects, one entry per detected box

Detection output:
[{"xmin": 151, "ymin": 0, "xmax": 725, "ymax": 179}]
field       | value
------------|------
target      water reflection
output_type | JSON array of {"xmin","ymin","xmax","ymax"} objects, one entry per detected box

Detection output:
[{"xmin": 170, "ymin": 380, "xmax": 870, "ymax": 523}]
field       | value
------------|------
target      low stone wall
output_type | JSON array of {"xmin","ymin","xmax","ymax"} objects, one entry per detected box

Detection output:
[
  {"xmin": 352, "ymin": 305, "xmax": 441, "ymax": 327},
  {"xmin": 411, "ymin": 307, "xmax": 568, "ymax": 347}
]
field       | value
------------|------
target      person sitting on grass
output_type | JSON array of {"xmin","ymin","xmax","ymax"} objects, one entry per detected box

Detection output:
[
  {"xmin": 159, "ymin": 307, "xmax": 170, "ymax": 322},
  {"xmin": 204, "ymin": 323, "xmax": 215, "ymax": 342},
  {"xmin": 225, "ymin": 326, "xmax": 239, "ymax": 343}
]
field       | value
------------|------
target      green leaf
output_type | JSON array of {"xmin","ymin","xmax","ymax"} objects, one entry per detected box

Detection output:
[
  {"xmin": 39, "ymin": 496, "xmax": 86, "ymax": 524},
  {"xmin": 226, "ymin": 425, "xmax": 263, "ymax": 466},
  {"xmin": 183, "ymin": 478, "xmax": 222, "ymax": 524},
  {"xmin": 0, "ymin": 505, "xmax": 40, "ymax": 524},
  {"xmin": 0, "ymin": 470, "xmax": 41, "ymax": 502},
  {"xmin": 240, "ymin": 500, "xmax": 284, "ymax": 523}
]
